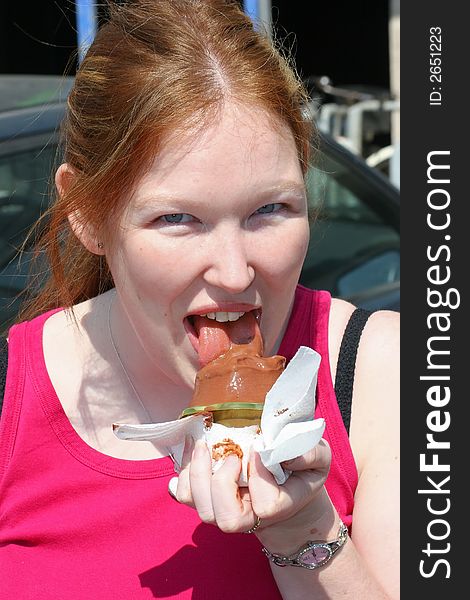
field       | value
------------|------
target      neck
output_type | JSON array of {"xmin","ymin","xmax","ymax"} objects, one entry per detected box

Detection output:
[{"xmin": 102, "ymin": 290, "xmax": 193, "ymax": 423}]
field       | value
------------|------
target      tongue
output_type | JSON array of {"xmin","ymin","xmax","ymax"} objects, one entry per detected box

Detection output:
[{"xmin": 193, "ymin": 311, "xmax": 260, "ymax": 366}]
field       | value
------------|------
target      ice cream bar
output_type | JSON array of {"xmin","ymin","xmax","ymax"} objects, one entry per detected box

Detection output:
[{"xmin": 181, "ymin": 312, "xmax": 285, "ymax": 427}]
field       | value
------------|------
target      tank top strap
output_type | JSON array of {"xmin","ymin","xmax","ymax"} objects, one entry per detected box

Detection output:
[
  {"xmin": 0, "ymin": 309, "xmax": 66, "ymax": 482},
  {"xmin": 278, "ymin": 285, "xmax": 332, "ymax": 361},
  {"xmin": 279, "ymin": 286, "xmax": 358, "ymax": 527},
  {"xmin": 0, "ymin": 320, "xmax": 28, "ymax": 482}
]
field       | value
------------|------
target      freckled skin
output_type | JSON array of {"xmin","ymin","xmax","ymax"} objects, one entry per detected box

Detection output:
[{"xmin": 106, "ymin": 102, "xmax": 310, "ymax": 397}]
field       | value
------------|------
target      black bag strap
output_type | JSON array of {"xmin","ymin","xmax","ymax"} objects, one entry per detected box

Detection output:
[
  {"xmin": 334, "ymin": 308, "xmax": 373, "ymax": 435},
  {"xmin": 0, "ymin": 337, "xmax": 7, "ymax": 416}
]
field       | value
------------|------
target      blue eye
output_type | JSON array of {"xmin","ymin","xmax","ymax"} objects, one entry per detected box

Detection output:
[
  {"xmin": 160, "ymin": 213, "xmax": 193, "ymax": 224},
  {"xmin": 256, "ymin": 203, "xmax": 281, "ymax": 214}
]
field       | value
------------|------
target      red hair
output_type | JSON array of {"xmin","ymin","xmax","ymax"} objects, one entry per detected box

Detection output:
[{"xmin": 20, "ymin": 0, "xmax": 313, "ymax": 321}]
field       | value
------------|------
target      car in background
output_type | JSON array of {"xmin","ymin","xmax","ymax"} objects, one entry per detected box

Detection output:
[
  {"xmin": 0, "ymin": 75, "xmax": 399, "ymax": 332},
  {"xmin": 302, "ymin": 132, "xmax": 399, "ymax": 311}
]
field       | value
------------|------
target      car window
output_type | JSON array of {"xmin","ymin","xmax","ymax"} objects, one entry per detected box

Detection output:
[
  {"xmin": 0, "ymin": 140, "xmax": 57, "ymax": 329},
  {"xmin": 0, "ymin": 143, "xmax": 56, "ymax": 258},
  {"xmin": 300, "ymin": 148, "xmax": 400, "ymax": 303}
]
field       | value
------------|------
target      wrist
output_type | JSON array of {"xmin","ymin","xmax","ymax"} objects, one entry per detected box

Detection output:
[
  {"xmin": 256, "ymin": 488, "xmax": 341, "ymax": 556},
  {"xmin": 262, "ymin": 521, "xmax": 348, "ymax": 570}
]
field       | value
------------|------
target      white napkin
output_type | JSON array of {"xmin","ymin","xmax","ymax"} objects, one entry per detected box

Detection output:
[{"xmin": 113, "ymin": 346, "xmax": 325, "ymax": 486}]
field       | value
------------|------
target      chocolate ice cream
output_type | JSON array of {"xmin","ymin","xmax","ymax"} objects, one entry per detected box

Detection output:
[{"xmin": 181, "ymin": 315, "xmax": 285, "ymax": 427}]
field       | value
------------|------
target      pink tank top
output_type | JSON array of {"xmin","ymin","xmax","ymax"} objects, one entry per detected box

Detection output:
[
  {"xmin": 0, "ymin": 287, "xmax": 357, "ymax": 599},
  {"xmin": 278, "ymin": 286, "xmax": 358, "ymax": 528}
]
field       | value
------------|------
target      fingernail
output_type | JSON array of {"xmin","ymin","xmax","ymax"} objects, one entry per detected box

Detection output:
[{"xmin": 168, "ymin": 476, "xmax": 178, "ymax": 499}]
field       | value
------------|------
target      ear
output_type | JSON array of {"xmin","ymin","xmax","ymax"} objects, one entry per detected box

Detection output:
[{"xmin": 56, "ymin": 163, "xmax": 105, "ymax": 256}]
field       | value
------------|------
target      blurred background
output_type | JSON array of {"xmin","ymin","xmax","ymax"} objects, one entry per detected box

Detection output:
[
  {"xmin": 0, "ymin": 1, "xmax": 400, "ymax": 331},
  {"xmin": 0, "ymin": 0, "xmax": 400, "ymax": 184}
]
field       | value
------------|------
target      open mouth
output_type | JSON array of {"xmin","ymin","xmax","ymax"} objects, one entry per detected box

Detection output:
[{"xmin": 184, "ymin": 308, "xmax": 261, "ymax": 366}]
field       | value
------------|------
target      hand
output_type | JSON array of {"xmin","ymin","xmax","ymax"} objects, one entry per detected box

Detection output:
[{"xmin": 173, "ymin": 437, "xmax": 338, "ymax": 552}]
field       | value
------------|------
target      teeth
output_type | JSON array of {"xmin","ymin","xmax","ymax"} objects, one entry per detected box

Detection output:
[{"xmin": 201, "ymin": 311, "xmax": 245, "ymax": 323}]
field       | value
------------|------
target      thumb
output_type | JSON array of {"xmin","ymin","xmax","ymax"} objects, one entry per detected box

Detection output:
[{"xmin": 281, "ymin": 438, "xmax": 331, "ymax": 474}]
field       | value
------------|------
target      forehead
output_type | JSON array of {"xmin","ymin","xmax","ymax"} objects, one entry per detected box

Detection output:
[{"xmin": 134, "ymin": 103, "xmax": 303, "ymax": 200}]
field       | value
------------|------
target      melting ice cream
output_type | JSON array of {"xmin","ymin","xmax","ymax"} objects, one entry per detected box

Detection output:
[{"xmin": 181, "ymin": 311, "xmax": 285, "ymax": 427}]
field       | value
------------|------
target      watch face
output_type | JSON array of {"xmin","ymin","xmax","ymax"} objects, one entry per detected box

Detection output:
[{"xmin": 298, "ymin": 543, "xmax": 333, "ymax": 568}]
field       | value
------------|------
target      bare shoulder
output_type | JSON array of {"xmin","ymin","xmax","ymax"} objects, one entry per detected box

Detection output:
[
  {"xmin": 353, "ymin": 308, "xmax": 400, "ymax": 398},
  {"xmin": 329, "ymin": 297, "xmax": 399, "ymax": 358},
  {"xmin": 349, "ymin": 308, "xmax": 400, "ymax": 473},
  {"xmin": 328, "ymin": 298, "xmax": 400, "ymax": 472},
  {"xmin": 357, "ymin": 308, "xmax": 400, "ymax": 354},
  {"xmin": 42, "ymin": 293, "xmax": 110, "ymax": 407},
  {"xmin": 343, "ymin": 308, "xmax": 400, "ymax": 595}
]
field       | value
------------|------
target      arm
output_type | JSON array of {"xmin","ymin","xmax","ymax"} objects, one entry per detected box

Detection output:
[
  {"xmin": 347, "ymin": 309, "xmax": 400, "ymax": 597},
  {"xmin": 259, "ymin": 308, "xmax": 400, "ymax": 599},
  {"xmin": 175, "ymin": 308, "xmax": 400, "ymax": 599}
]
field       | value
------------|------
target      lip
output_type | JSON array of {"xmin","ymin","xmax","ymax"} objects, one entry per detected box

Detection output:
[
  {"xmin": 183, "ymin": 304, "xmax": 262, "ymax": 356},
  {"xmin": 185, "ymin": 303, "xmax": 261, "ymax": 317}
]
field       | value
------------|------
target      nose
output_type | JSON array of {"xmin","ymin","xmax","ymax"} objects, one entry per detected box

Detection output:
[{"xmin": 202, "ymin": 225, "xmax": 255, "ymax": 294}]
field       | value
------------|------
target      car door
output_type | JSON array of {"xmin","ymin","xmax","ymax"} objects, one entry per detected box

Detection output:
[
  {"xmin": 0, "ymin": 131, "xmax": 59, "ymax": 330},
  {"xmin": 300, "ymin": 133, "xmax": 400, "ymax": 311}
]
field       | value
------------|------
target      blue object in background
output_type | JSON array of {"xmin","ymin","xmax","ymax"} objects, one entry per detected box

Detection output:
[
  {"xmin": 243, "ymin": 0, "xmax": 272, "ymax": 37},
  {"xmin": 243, "ymin": 0, "xmax": 260, "ymax": 23},
  {"xmin": 76, "ymin": 0, "xmax": 98, "ymax": 64},
  {"xmin": 73, "ymin": 1, "xmax": 267, "ymax": 65}
]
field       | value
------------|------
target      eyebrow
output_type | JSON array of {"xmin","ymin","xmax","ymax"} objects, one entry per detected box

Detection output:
[
  {"xmin": 260, "ymin": 182, "xmax": 307, "ymax": 197},
  {"xmin": 134, "ymin": 181, "xmax": 306, "ymax": 208}
]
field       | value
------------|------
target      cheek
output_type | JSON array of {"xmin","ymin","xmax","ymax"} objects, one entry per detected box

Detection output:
[
  {"xmin": 111, "ymin": 239, "xmax": 193, "ymax": 299},
  {"xmin": 257, "ymin": 220, "xmax": 310, "ymax": 283}
]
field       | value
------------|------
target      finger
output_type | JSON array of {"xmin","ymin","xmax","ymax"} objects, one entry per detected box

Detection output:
[
  {"xmin": 249, "ymin": 441, "xmax": 331, "ymax": 524},
  {"xmin": 248, "ymin": 450, "xmax": 281, "ymax": 524},
  {"xmin": 175, "ymin": 436, "xmax": 195, "ymax": 506},
  {"xmin": 278, "ymin": 440, "xmax": 332, "ymax": 516},
  {"xmin": 189, "ymin": 439, "xmax": 216, "ymax": 524},
  {"xmin": 281, "ymin": 438, "xmax": 331, "ymax": 474},
  {"xmin": 168, "ymin": 476, "xmax": 179, "ymax": 500},
  {"xmin": 211, "ymin": 454, "xmax": 255, "ymax": 533}
]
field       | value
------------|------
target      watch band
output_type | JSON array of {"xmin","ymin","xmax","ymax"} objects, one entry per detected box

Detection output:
[{"xmin": 262, "ymin": 521, "xmax": 348, "ymax": 570}]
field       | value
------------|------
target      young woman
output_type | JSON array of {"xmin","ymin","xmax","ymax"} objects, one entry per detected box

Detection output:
[{"xmin": 0, "ymin": 1, "xmax": 399, "ymax": 598}]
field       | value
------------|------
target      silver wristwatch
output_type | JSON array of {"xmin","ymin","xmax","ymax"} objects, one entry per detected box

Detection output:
[{"xmin": 262, "ymin": 521, "xmax": 348, "ymax": 570}]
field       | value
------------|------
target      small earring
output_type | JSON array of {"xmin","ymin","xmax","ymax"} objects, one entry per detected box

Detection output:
[{"xmin": 97, "ymin": 241, "xmax": 104, "ymax": 249}]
